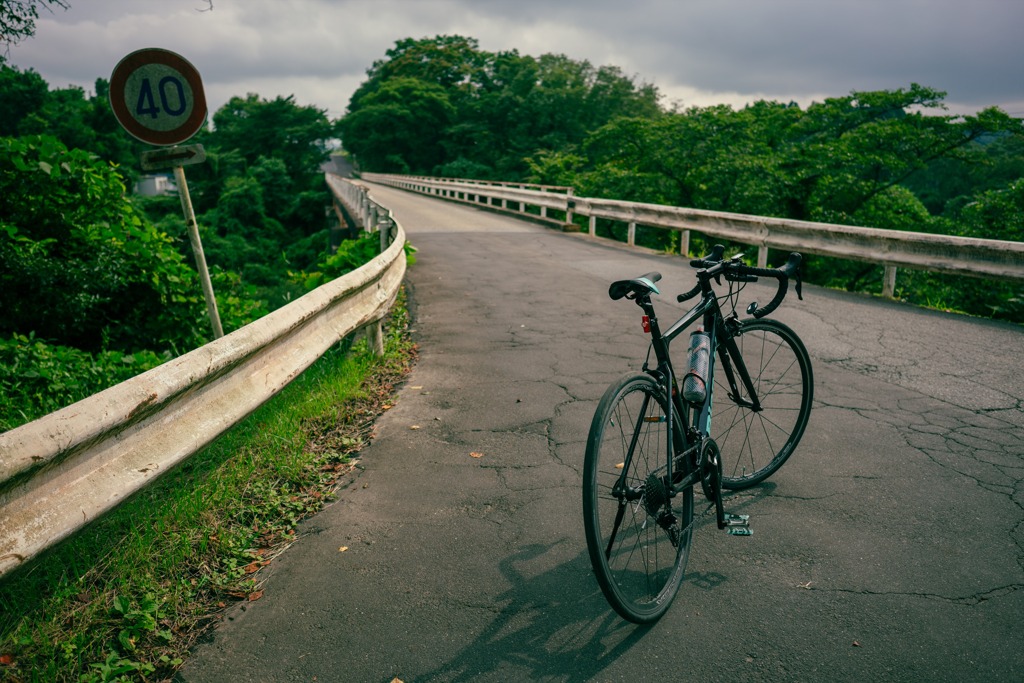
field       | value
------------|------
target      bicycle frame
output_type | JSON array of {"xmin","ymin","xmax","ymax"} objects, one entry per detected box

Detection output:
[{"xmin": 630, "ymin": 281, "xmax": 764, "ymax": 526}]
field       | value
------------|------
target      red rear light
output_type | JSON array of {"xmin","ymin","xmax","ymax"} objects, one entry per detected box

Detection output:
[{"xmin": 641, "ymin": 315, "xmax": 651, "ymax": 334}]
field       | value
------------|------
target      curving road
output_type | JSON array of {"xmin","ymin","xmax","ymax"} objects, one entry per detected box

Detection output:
[{"xmin": 179, "ymin": 183, "xmax": 1024, "ymax": 682}]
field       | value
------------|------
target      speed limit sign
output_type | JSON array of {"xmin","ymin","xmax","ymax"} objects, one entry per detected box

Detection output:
[{"xmin": 110, "ymin": 48, "xmax": 207, "ymax": 146}]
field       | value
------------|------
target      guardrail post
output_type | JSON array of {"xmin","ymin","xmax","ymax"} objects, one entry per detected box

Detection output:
[
  {"xmin": 366, "ymin": 320, "xmax": 384, "ymax": 356},
  {"xmin": 680, "ymin": 229, "xmax": 690, "ymax": 257},
  {"xmin": 627, "ymin": 222, "xmax": 636, "ymax": 246},
  {"xmin": 883, "ymin": 265, "xmax": 897, "ymax": 298},
  {"xmin": 380, "ymin": 217, "xmax": 392, "ymax": 253},
  {"xmin": 589, "ymin": 215, "xmax": 597, "ymax": 237},
  {"xmin": 758, "ymin": 245, "xmax": 769, "ymax": 268},
  {"xmin": 566, "ymin": 189, "xmax": 575, "ymax": 224}
]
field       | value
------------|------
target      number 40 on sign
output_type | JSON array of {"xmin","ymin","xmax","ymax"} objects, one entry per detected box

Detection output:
[{"xmin": 109, "ymin": 48, "xmax": 208, "ymax": 147}]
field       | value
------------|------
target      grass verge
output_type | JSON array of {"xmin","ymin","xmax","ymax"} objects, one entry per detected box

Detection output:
[{"xmin": 0, "ymin": 288, "xmax": 417, "ymax": 682}]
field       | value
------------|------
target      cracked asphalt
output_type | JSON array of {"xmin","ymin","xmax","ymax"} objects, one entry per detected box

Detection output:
[{"xmin": 179, "ymin": 183, "xmax": 1023, "ymax": 682}]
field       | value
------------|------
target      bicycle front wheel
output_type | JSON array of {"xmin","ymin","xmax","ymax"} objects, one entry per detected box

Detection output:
[
  {"xmin": 714, "ymin": 318, "xmax": 813, "ymax": 489},
  {"xmin": 583, "ymin": 373, "xmax": 694, "ymax": 623}
]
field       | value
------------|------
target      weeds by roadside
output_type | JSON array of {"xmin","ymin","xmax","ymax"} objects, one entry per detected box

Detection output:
[{"xmin": 0, "ymin": 289, "xmax": 417, "ymax": 682}]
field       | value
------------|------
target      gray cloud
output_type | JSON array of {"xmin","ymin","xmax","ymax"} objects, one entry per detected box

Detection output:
[{"xmin": 8, "ymin": 0, "xmax": 1022, "ymax": 118}]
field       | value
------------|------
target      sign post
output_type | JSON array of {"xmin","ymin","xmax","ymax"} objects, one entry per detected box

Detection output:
[{"xmin": 110, "ymin": 48, "xmax": 223, "ymax": 339}]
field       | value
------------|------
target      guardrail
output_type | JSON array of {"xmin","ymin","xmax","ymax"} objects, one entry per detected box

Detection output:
[
  {"xmin": 362, "ymin": 172, "xmax": 1024, "ymax": 294},
  {"xmin": 0, "ymin": 176, "xmax": 404, "ymax": 579}
]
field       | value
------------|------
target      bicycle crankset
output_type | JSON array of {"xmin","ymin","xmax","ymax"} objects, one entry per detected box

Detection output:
[
  {"xmin": 700, "ymin": 438, "xmax": 722, "ymax": 501},
  {"xmin": 701, "ymin": 439, "xmax": 752, "ymax": 535}
]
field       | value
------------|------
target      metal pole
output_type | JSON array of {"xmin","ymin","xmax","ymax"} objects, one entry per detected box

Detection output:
[
  {"xmin": 174, "ymin": 165, "xmax": 223, "ymax": 339},
  {"xmin": 883, "ymin": 265, "xmax": 897, "ymax": 298},
  {"xmin": 758, "ymin": 245, "xmax": 769, "ymax": 268}
]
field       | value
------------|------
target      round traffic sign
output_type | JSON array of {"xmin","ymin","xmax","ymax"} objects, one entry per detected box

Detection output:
[{"xmin": 109, "ymin": 48, "xmax": 207, "ymax": 146}]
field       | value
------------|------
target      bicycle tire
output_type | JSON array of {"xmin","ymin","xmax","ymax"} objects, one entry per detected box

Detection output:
[
  {"xmin": 583, "ymin": 372, "xmax": 694, "ymax": 623},
  {"xmin": 714, "ymin": 319, "xmax": 813, "ymax": 489}
]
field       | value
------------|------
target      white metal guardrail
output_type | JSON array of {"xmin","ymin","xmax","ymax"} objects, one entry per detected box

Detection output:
[
  {"xmin": 0, "ymin": 176, "xmax": 404, "ymax": 578},
  {"xmin": 363, "ymin": 172, "xmax": 1024, "ymax": 295}
]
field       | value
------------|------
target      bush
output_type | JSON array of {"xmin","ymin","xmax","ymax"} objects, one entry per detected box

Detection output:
[
  {"xmin": 0, "ymin": 135, "xmax": 210, "ymax": 353},
  {"xmin": 0, "ymin": 333, "xmax": 169, "ymax": 432}
]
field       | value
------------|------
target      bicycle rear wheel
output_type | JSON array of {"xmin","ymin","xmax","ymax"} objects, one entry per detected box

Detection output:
[
  {"xmin": 714, "ymin": 319, "xmax": 813, "ymax": 489},
  {"xmin": 583, "ymin": 372, "xmax": 694, "ymax": 623}
]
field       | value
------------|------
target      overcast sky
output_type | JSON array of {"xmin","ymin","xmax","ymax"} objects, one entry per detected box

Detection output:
[{"xmin": 8, "ymin": 0, "xmax": 1024, "ymax": 121}]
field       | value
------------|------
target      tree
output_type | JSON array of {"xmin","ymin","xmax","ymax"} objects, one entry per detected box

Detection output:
[
  {"xmin": 348, "ymin": 35, "xmax": 484, "ymax": 111},
  {"xmin": 0, "ymin": 0, "xmax": 68, "ymax": 46},
  {"xmin": 0, "ymin": 57, "xmax": 46, "ymax": 134},
  {"xmin": 339, "ymin": 77, "xmax": 455, "ymax": 173},
  {"xmin": 208, "ymin": 94, "xmax": 333, "ymax": 193},
  {"xmin": 341, "ymin": 36, "xmax": 664, "ymax": 178},
  {"xmin": 0, "ymin": 136, "xmax": 208, "ymax": 352},
  {"xmin": 0, "ymin": 61, "xmax": 138, "ymax": 169}
]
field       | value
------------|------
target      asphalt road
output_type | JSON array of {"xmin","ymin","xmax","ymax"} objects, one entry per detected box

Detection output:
[{"xmin": 179, "ymin": 183, "xmax": 1024, "ymax": 682}]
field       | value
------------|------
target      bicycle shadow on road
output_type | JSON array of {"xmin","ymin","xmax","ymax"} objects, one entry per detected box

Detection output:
[
  {"xmin": 414, "ymin": 541, "xmax": 650, "ymax": 682},
  {"xmin": 411, "ymin": 483, "xmax": 777, "ymax": 681}
]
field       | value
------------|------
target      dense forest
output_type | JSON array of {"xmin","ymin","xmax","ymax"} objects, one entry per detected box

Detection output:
[
  {"xmin": 2, "ymin": 30, "xmax": 1023, "ymax": 429},
  {"xmin": 339, "ymin": 36, "xmax": 1024, "ymax": 321},
  {"xmin": 0, "ymin": 54, "xmax": 361, "ymax": 429}
]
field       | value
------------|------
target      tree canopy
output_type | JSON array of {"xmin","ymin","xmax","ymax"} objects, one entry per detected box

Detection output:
[
  {"xmin": 340, "ymin": 38, "xmax": 1023, "ymax": 318},
  {"xmin": 339, "ymin": 35, "xmax": 662, "ymax": 179}
]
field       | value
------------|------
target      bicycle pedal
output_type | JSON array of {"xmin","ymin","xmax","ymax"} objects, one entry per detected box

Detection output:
[
  {"xmin": 724, "ymin": 513, "xmax": 749, "ymax": 525},
  {"xmin": 723, "ymin": 513, "xmax": 751, "ymax": 536}
]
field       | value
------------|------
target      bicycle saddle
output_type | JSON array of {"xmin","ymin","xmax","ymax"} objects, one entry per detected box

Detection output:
[{"xmin": 609, "ymin": 272, "xmax": 662, "ymax": 300}]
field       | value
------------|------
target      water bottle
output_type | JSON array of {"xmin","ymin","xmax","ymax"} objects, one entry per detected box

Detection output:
[{"xmin": 683, "ymin": 330, "xmax": 710, "ymax": 404}]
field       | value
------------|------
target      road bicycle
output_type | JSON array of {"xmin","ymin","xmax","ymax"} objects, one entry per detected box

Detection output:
[{"xmin": 582, "ymin": 245, "xmax": 813, "ymax": 623}]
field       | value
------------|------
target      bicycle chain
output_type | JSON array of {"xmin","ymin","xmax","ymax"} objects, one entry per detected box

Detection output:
[{"xmin": 669, "ymin": 498, "xmax": 718, "ymax": 545}]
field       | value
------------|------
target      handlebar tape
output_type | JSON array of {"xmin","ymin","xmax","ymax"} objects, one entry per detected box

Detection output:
[{"xmin": 744, "ymin": 252, "xmax": 802, "ymax": 318}]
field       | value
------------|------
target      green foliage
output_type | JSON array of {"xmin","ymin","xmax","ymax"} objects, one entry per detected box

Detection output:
[
  {"xmin": 206, "ymin": 94, "xmax": 333, "ymax": 196},
  {"xmin": 954, "ymin": 177, "xmax": 1024, "ymax": 242},
  {"xmin": 528, "ymin": 84, "xmax": 1024, "ymax": 320},
  {"xmin": 0, "ymin": 61, "xmax": 348, "ymax": 428},
  {"xmin": 0, "ymin": 135, "xmax": 210, "ymax": 353},
  {"xmin": 0, "ymin": 59, "xmax": 138, "ymax": 170},
  {"xmin": 0, "ymin": 295, "xmax": 416, "ymax": 682},
  {"xmin": 0, "ymin": 333, "xmax": 169, "ymax": 431},
  {"xmin": 339, "ymin": 77, "xmax": 455, "ymax": 173},
  {"xmin": 340, "ymin": 35, "xmax": 662, "ymax": 177},
  {"xmin": 296, "ymin": 231, "xmax": 382, "ymax": 290}
]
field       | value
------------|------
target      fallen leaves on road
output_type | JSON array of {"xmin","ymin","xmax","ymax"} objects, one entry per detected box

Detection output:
[
  {"xmin": 470, "ymin": 452, "xmax": 484, "ymax": 458},
  {"xmin": 339, "ymin": 546, "xmax": 349, "ymax": 552},
  {"xmin": 409, "ymin": 425, "xmax": 421, "ymax": 430}
]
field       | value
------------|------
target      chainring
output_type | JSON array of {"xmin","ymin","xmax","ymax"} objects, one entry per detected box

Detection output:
[{"xmin": 701, "ymin": 438, "xmax": 722, "ymax": 500}]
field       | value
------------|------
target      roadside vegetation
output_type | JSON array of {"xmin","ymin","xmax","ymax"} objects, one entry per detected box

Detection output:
[
  {"xmin": 0, "ymin": 60, "xmax": 340, "ymax": 431},
  {"xmin": 0, "ymin": 294, "xmax": 416, "ymax": 681}
]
